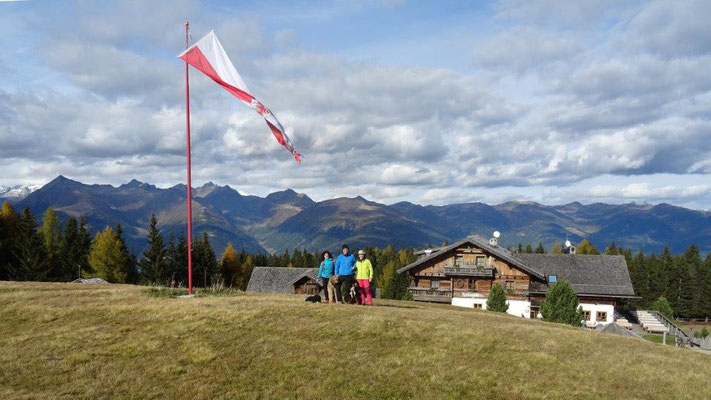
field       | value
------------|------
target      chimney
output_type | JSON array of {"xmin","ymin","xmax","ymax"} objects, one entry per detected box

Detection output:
[{"xmin": 489, "ymin": 230, "xmax": 500, "ymax": 247}]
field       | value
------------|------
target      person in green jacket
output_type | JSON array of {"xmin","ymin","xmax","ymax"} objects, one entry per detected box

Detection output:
[{"xmin": 355, "ymin": 249, "xmax": 373, "ymax": 305}]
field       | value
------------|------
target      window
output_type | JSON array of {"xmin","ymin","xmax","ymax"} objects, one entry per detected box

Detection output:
[
  {"xmin": 582, "ymin": 310, "xmax": 591, "ymax": 321},
  {"xmin": 547, "ymin": 275, "xmax": 557, "ymax": 283},
  {"xmin": 476, "ymin": 256, "xmax": 486, "ymax": 267},
  {"xmin": 596, "ymin": 311, "xmax": 607, "ymax": 322},
  {"xmin": 473, "ymin": 303, "xmax": 482, "ymax": 309},
  {"xmin": 455, "ymin": 255, "xmax": 463, "ymax": 267},
  {"xmin": 505, "ymin": 281, "xmax": 514, "ymax": 291},
  {"xmin": 530, "ymin": 310, "xmax": 539, "ymax": 319},
  {"xmin": 430, "ymin": 280, "xmax": 439, "ymax": 289}
]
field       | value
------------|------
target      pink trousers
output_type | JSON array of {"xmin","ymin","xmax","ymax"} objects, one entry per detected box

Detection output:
[{"xmin": 357, "ymin": 279, "xmax": 372, "ymax": 305}]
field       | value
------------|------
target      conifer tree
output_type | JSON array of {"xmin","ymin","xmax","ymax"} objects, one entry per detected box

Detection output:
[
  {"xmin": 487, "ymin": 283, "xmax": 509, "ymax": 312},
  {"xmin": 0, "ymin": 202, "xmax": 20, "ymax": 279},
  {"xmin": 534, "ymin": 242, "xmax": 545, "ymax": 254},
  {"xmin": 77, "ymin": 216, "xmax": 93, "ymax": 275},
  {"xmin": 139, "ymin": 215, "xmax": 167, "ymax": 284},
  {"xmin": 10, "ymin": 208, "xmax": 48, "ymax": 281},
  {"xmin": 525, "ymin": 244, "xmax": 533, "ymax": 253},
  {"xmin": 605, "ymin": 241, "xmax": 619, "ymax": 255},
  {"xmin": 56, "ymin": 217, "xmax": 82, "ymax": 281},
  {"xmin": 88, "ymin": 227, "xmax": 128, "ymax": 283},
  {"xmin": 193, "ymin": 232, "xmax": 217, "ymax": 287},
  {"xmin": 39, "ymin": 207, "xmax": 62, "ymax": 278},
  {"xmin": 114, "ymin": 223, "xmax": 138, "ymax": 284},
  {"xmin": 239, "ymin": 254, "xmax": 255, "ymax": 290},
  {"xmin": 540, "ymin": 280, "xmax": 582, "ymax": 326},
  {"xmin": 517, "ymin": 243, "xmax": 523, "ymax": 253},
  {"xmin": 376, "ymin": 260, "xmax": 398, "ymax": 299},
  {"xmin": 577, "ymin": 239, "xmax": 600, "ymax": 255},
  {"xmin": 629, "ymin": 252, "xmax": 648, "ymax": 307},
  {"xmin": 700, "ymin": 256, "xmax": 711, "ymax": 318},
  {"xmin": 650, "ymin": 296, "xmax": 674, "ymax": 320},
  {"xmin": 677, "ymin": 252, "xmax": 696, "ymax": 318},
  {"xmin": 219, "ymin": 242, "xmax": 240, "ymax": 287},
  {"xmin": 550, "ymin": 241, "xmax": 562, "ymax": 254}
]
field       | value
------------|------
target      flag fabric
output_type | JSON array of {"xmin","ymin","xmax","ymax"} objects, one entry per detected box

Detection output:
[{"xmin": 178, "ymin": 30, "xmax": 301, "ymax": 163}]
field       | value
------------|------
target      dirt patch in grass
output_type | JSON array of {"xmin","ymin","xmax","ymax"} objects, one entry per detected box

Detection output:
[{"xmin": 1, "ymin": 281, "xmax": 710, "ymax": 399}]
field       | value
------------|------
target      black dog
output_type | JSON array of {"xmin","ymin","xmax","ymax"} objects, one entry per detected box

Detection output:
[
  {"xmin": 305, "ymin": 294, "xmax": 322, "ymax": 303},
  {"xmin": 347, "ymin": 282, "xmax": 362, "ymax": 305}
]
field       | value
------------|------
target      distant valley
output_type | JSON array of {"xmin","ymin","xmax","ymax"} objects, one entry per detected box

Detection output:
[{"xmin": 5, "ymin": 176, "xmax": 711, "ymax": 256}]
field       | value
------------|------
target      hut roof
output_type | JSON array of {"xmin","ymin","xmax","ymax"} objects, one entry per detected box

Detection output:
[{"xmin": 246, "ymin": 267, "xmax": 318, "ymax": 293}]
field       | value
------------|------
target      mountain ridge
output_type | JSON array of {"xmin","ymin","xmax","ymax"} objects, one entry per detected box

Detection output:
[{"xmin": 8, "ymin": 176, "xmax": 711, "ymax": 255}]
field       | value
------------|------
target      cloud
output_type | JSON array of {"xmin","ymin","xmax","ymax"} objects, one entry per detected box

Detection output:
[{"xmin": 1, "ymin": 0, "xmax": 710, "ymax": 210}]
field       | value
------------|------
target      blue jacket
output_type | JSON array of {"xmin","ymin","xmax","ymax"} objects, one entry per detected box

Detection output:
[
  {"xmin": 317, "ymin": 258, "xmax": 335, "ymax": 278},
  {"xmin": 335, "ymin": 253, "xmax": 356, "ymax": 276}
]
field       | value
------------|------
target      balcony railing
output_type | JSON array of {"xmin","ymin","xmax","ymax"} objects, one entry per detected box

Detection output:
[{"xmin": 443, "ymin": 265, "xmax": 495, "ymax": 277}]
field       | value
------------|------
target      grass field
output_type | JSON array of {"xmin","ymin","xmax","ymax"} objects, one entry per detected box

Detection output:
[{"xmin": 1, "ymin": 282, "xmax": 710, "ymax": 399}]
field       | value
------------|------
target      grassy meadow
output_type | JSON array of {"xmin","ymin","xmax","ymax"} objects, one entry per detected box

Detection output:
[{"xmin": 1, "ymin": 281, "xmax": 710, "ymax": 399}]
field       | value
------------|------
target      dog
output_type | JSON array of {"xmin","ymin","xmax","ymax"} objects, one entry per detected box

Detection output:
[
  {"xmin": 347, "ymin": 281, "xmax": 362, "ymax": 305},
  {"xmin": 305, "ymin": 294, "xmax": 321, "ymax": 303},
  {"xmin": 328, "ymin": 275, "xmax": 339, "ymax": 304}
]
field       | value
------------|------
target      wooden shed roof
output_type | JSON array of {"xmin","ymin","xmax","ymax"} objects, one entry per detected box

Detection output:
[{"xmin": 246, "ymin": 267, "xmax": 318, "ymax": 293}]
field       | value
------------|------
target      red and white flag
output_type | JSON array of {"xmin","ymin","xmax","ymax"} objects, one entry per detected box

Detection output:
[{"xmin": 179, "ymin": 31, "xmax": 302, "ymax": 163}]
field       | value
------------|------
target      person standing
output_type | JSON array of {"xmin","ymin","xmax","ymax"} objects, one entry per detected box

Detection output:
[
  {"xmin": 355, "ymin": 250, "xmax": 374, "ymax": 305},
  {"xmin": 317, "ymin": 251, "xmax": 335, "ymax": 303},
  {"xmin": 334, "ymin": 244, "xmax": 356, "ymax": 303}
]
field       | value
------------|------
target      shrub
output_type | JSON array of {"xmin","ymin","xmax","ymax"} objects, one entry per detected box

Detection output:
[
  {"xmin": 702, "ymin": 327, "xmax": 709, "ymax": 338},
  {"xmin": 486, "ymin": 283, "xmax": 509, "ymax": 313},
  {"xmin": 650, "ymin": 296, "xmax": 674, "ymax": 321},
  {"xmin": 540, "ymin": 280, "xmax": 582, "ymax": 326}
]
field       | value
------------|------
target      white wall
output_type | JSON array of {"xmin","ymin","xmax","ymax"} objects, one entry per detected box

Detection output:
[
  {"xmin": 579, "ymin": 302, "xmax": 615, "ymax": 326},
  {"xmin": 452, "ymin": 297, "xmax": 532, "ymax": 318}
]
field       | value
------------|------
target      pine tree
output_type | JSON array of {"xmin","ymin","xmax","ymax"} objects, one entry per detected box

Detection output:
[
  {"xmin": 57, "ymin": 217, "xmax": 83, "ymax": 281},
  {"xmin": 605, "ymin": 241, "xmax": 619, "ymax": 255},
  {"xmin": 139, "ymin": 215, "xmax": 167, "ymax": 285},
  {"xmin": 39, "ymin": 207, "xmax": 62, "ymax": 280},
  {"xmin": 88, "ymin": 227, "xmax": 128, "ymax": 283},
  {"xmin": 517, "ymin": 243, "xmax": 523, "ymax": 253},
  {"xmin": 194, "ymin": 232, "xmax": 217, "ymax": 287},
  {"xmin": 376, "ymin": 260, "xmax": 398, "ymax": 299},
  {"xmin": 540, "ymin": 280, "xmax": 582, "ymax": 326},
  {"xmin": 677, "ymin": 251, "xmax": 696, "ymax": 318},
  {"xmin": 700, "ymin": 255, "xmax": 711, "ymax": 318},
  {"xmin": 683, "ymin": 244, "xmax": 703, "ymax": 317},
  {"xmin": 487, "ymin": 283, "xmax": 509, "ymax": 312},
  {"xmin": 534, "ymin": 242, "xmax": 545, "ymax": 254},
  {"xmin": 238, "ymin": 254, "xmax": 255, "ymax": 290},
  {"xmin": 650, "ymin": 296, "xmax": 674, "ymax": 320},
  {"xmin": 114, "ymin": 223, "xmax": 138, "ymax": 284},
  {"xmin": 0, "ymin": 202, "xmax": 20, "ymax": 280},
  {"xmin": 646, "ymin": 253, "xmax": 665, "ymax": 304},
  {"xmin": 577, "ymin": 239, "xmax": 600, "ymax": 255},
  {"xmin": 525, "ymin": 244, "xmax": 533, "ymax": 254},
  {"xmin": 11, "ymin": 208, "xmax": 48, "ymax": 281},
  {"xmin": 77, "ymin": 216, "xmax": 93, "ymax": 275},
  {"xmin": 629, "ymin": 252, "xmax": 649, "ymax": 307}
]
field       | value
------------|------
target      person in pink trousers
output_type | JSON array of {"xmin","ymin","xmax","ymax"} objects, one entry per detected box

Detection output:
[{"xmin": 355, "ymin": 250, "xmax": 374, "ymax": 305}]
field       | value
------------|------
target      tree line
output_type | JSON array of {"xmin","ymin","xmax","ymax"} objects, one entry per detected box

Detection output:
[
  {"xmin": 3, "ymin": 200, "xmax": 709, "ymax": 316},
  {"xmin": 0, "ymin": 202, "xmax": 416, "ymax": 298}
]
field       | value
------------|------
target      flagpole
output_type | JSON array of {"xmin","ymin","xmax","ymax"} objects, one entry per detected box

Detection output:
[{"xmin": 184, "ymin": 21, "xmax": 194, "ymax": 294}]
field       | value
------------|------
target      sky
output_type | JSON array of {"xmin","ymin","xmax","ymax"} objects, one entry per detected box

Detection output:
[{"xmin": 1, "ymin": 0, "xmax": 711, "ymax": 209}]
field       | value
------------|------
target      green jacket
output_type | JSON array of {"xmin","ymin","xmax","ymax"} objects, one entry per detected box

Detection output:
[{"xmin": 355, "ymin": 259, "xmax": 373, "ymax": 281}]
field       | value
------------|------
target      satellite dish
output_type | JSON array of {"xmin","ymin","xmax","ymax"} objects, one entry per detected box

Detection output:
[
  {"xmin": 565, "ymin": 240, "xmax": 572, "ymax": 248},
  {"xmin": 493, "ymin": 231, "xmax": 500, "ymax": 238}
]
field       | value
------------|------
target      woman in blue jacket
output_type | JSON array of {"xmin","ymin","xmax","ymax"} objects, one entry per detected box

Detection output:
[{"xmin": 317, "ymin": 251, "xmax": 335, "ymax": 303}]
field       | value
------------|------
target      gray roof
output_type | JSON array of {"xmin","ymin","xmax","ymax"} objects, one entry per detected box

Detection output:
[
  {"xmin": 246, "ymin": 267, "xmax": 318, "ymax": 293},
  {"xmin": 518, "ymin": 254, "xmax": 635, "ymax": 298},
  {"xmin": 397, "ymin": 236, "xmax": 545, "ymax": 280},
  {"xmin": 598, "ymin": 323, "xmax": 643, "ymax": 339}
]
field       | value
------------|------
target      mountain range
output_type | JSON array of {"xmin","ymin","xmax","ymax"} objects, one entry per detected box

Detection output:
[{"xmin": 5, "ymin": 176, "xmax": 711, "ymax": 256}]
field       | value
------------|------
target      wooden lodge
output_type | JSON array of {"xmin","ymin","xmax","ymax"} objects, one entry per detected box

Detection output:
[{"xmin": 397, "ymin": 235, "xmax": 636, "ymax": 325}]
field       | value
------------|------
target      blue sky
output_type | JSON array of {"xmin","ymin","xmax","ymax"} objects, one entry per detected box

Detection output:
[{"xmin": 1, "ymin": 0, "xmax": 711, "ymax": 210}]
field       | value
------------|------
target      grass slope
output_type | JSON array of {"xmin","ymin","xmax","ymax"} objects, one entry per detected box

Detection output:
[{"xmin": 1, "ymin": 282, "xmax": 709, "ymax": 399}]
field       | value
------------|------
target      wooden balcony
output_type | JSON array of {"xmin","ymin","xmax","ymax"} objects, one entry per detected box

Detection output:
[
  {"xmin": 443, "ymin": 265, "xmax": 495, "ymax": 278},
  {"xmin": 408, "ymin": 287, "xmax": 452, "ymax": 303}
]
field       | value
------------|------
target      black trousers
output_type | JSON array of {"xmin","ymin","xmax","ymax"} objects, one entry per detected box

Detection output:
[
  {"xmin": 320, "ymin": 277, "xmax": 330, "ymax": 300},
  {"xmin": 336, "ymin": 274, "xmax": 354, "ymax": 303}
]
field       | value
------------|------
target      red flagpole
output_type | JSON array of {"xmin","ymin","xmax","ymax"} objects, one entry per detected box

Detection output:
[{"xmin": 184, "ymin": 21, "xmax": 194, "ymax": 294}]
